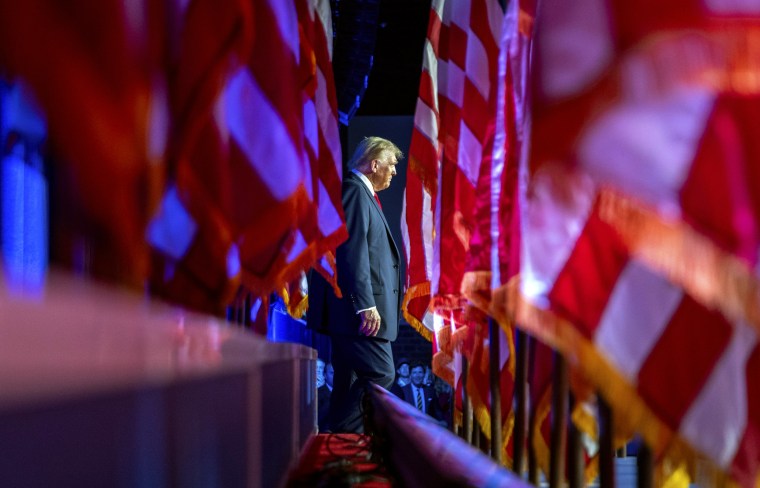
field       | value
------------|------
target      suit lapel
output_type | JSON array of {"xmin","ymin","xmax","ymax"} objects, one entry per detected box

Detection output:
[{"xmin": 348, "ymin": 172, "xmax": 399, "ymax": 260}]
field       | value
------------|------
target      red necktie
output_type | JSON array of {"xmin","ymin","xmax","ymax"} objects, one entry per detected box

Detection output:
[{"xmin": 374, "ymin": 193, "xmax": 383, "ymax": 210}]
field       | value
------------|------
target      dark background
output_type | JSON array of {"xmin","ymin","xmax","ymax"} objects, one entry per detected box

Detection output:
[
  {"xmin": 357, "ymin": 0, "xmax": 431, "ymax": 117},
  {"xmin": 332, "ymin": 0, "xmax": 431, "ymax": 119}
]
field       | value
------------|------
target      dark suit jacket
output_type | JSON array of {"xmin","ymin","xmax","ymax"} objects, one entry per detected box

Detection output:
[
  {"xmin": 307, "ymin": 171, "xmax": 402, "ymax": 341},
  {"xmin": 317, "ymin": 385, "xmax": 331, "ymax": 431},
  {"xmin": 389, "ymin": 380, "xmax": 405, "ymax": 398},
  {"xmin": 401, "ymin": 383, "xmax": 444, "ymax": 421}
]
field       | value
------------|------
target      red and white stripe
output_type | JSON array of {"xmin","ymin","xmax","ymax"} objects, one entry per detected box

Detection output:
[
  {"xmin": 522, "ymin": 0, "xmax": 760, "ymax": 483},
  {"xmin": 401, "ymin": 0, "xmax": 443, "ymax": 342},
  {"xmin": 0, "ymin": 0, "xmax": 171, "ymax": 285},
  {"xmin": 147, "ymin": 0, "xmax": 252, "ymax": 311},
  {"xmin": 401, "ymin": 0, "xmax": 503, "ymax": 376},
  {"xmin": 432, "ymin": 0, "xmax": 501, "ymax": 313},
  {"xmin": 298, "ymin": 0, "xmax": 347, "ymax": 293},
  {"xmin": 148, "ymin": 0, "xmax": 345, "ymax": 316}
]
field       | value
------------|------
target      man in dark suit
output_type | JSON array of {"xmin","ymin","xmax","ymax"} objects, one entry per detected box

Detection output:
[
  {"xmin": 307, "ymin": 136, "xmax": 403, "ymax": 433},
  {"xmin": 400, "ymin": 362, "xmax": 446, "ymax": 425},
  {"xmin": 316, "ymin": 360, "xmax": 332, "ymax": 432},
  {"xmin": 389, "ymin": 357, "xmax": 411, "ymax": 398}
]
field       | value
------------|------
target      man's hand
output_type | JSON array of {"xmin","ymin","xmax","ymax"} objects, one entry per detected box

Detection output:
[{"xmin": 359, "ymin": 308, "xmax": 381, "ymax": 337}]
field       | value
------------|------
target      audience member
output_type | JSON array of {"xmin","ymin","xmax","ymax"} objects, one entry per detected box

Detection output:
[
  {"xmin": 423, "ymin": 366, "xmax": 433, "ymax": 387},
  {"xmin": 325, "ymin": 362, "xmax": 334, "ymax": 392},
  {"xmin": 390, "ymin": 358, "xmax": 410, "ymax": 397},
  {"xmin": 316, "ymin": 359, "xmax": 331, "ymax": 432},
  {"xmin": 400, "ymin": 362, "xmax": 446, "ymax": 426},
  {"xmin": 433, "ymin": 375, "xmax": 453, "ymax": 428},
  {"xmin": 316, "ymin": 359, "xmax": 326, "ymax": 388}
]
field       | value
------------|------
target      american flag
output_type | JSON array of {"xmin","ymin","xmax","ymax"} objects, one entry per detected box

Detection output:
[
  {"xmin": 518, "ymin": 0, "xmax": 760, "ymax": 484},
  {"xmin": 402, "ymin": 0, "xmax": 503, "ymax": 372},
  {"xmin": 401, "ymin": 0, "xmax": 511, "ymax": 456},
  {"xmin": 296, "ymin": 0, "xmax": 347, "ymax": 297},
  {"xmin": 147, "ymin": 0, "xmax": 252, "ymax": 312},
  {"xmin": 0, "ymin": 0, "xmax": 345, "ymax": 318},
  {"xmin": 148, "ymin": 0, "xmax": 345, "ymax": 317},
  {"xmin": 0, "ymin": 0, "xmax": 169, "ymax": 286},
  {"xmin": 460, "ymin": 0, "xmax": 529, "ymax": 465}
]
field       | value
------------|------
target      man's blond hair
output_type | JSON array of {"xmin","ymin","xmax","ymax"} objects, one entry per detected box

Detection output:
[{"xmin": 347, "ymin": 136, "xmax": 403, "ymax": 170}]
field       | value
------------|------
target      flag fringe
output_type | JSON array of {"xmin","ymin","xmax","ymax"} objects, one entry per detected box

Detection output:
[
  {"xmin": 570, "ymin": 402, "xmax": 598, "ymax": 443},
  {"xmin": 511, "ymin": 286, "xmax": 739, "ymax": 486},
  {"xmin": 531, "ymin": 387, "xmax": 600, "ymax": 484},
  {"xmin": 466, "ymin": 378, "xmax": 515, "ymax": 469},
  {"xmin": 408, "ymin": 154, "xmax": 438, "ymax": 197},
  {"xmin": 241, "ymin": 226, "xmax": 347, "ymax": 303},
  {"xmin": 313, "ymin": 249, "xmax": 343, "ymax": 299},
  {"xmin": 517, "ymin": 7, "xmax": 534, "ymax": 37},
  {"xmin": 599, "ymin": 188, "xmax": 760, "ymax": 338},
  {"xmin": 279, "ymin": 285, "xmax": 309, "ymax": 320},
  {"xmin": 451, "ymin": 324, "xmax": 470, "ymax": 351},
  {"xmin": 431, "ymin": 294, "xmax": 470, "ymax": 311},
  {"xmin": 489, "ymin": 275, "xmax": 521, "ymax": 334},
  {"xmin": 435, "ymin": 324, "xmax": 453, "ymax": 355},
  {"xmin": 432, "ymin": 316, "xmax": 469, "ymax": 358},
  {"xmin": 531, "ymin": 386, "xmax": 552, "ymax": 481},
  {"xmin": 657, "ymin": 460, "xmax": 692, "ymax": 488},
  {"xmin": 461, "ymin": 270, "xmax": 494, "ymax": 313},
  {"xmin": 464, "ymin": 318, "xmax": 517, "ymax": 468},
  {"xmin": 570, "ymin": 403, "xmax": 601, "ymax": 484},
  {"xmin": 402, "ymin": 282, "xmax": 433, "ymax": 341},
  {"xmin": 622, "ymin": 28, "xmax": 760, "ymax": 96},
  {"xmin": 432, "ymin": 349, "xmax": 455, "ymax": 386}
]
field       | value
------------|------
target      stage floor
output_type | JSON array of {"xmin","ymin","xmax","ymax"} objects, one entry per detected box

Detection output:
[{"xmin": 286, "ymin": 433, "xmax": 393, "ymax": 487}]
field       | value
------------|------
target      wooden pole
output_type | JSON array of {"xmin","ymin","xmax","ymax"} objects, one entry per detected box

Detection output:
[
  {"xmin": 462, "ymin": 358, "xmax": 473, "ymax": 443},
  {"xmin": 549, "ymin": 352, "xmax": 568, "ymax": 488},
  {"xmin": 513, "ymin": 329, "xmax": 529, "ymax": 475},
  {"xmin": 598, "ymin": 396, "xmax": 615, "ymax": 488},
  {"xmin": 528, "ymin": 406, "xmax": 539, "ymax": 485},
  {"xmin": 567, "ymin": 394, "xmax": 584, "ymax": 488},
  {"xmin": 637, "ymin": 442, "xmax": 654, "ymax": 488},
  {"xmin": 489, "ymin": 318, "xmax": 503, "ymax": 464},
  {"xmin": 243, "ymin": 293, "xmax": 252, "ymax": 327},
  {"xmin": 527, "ymin": 337, "xmax": 539, "ymax": 486},
  {"xmin": 480, "ymin": 424, "xmax": 491, "ymax": 456}
]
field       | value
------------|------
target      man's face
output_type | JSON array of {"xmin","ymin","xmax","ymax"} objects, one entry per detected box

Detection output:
[
  {"xmin": 397, "ymin": 363, "xmax": 410, "ymax": 377},
  {"xmin": 316, "ymin": 360, "xmax": 325, "ymax": 387},
  {"xmin": 410, "ymin": 366, "xmax": 425, "ymax": 387},
  {"xmin": 325, "ymin": 363, "xmax": 334, "ymax": 388},
  {"xmin": 371, "ymin": 151, "xmax": 398, "ymax": 192}
]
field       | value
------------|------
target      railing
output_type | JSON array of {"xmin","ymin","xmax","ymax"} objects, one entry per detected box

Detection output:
[
  {"xmin": 450, "ymin": 330, "xmax": 651, "ymax": 488},
  {"xmin": 0, "ymin": 274, "xmax": 316, "ymax": 487},
  {"xmin": 365, "ymin": 383, "xmax": 531, "ymax": 488}
]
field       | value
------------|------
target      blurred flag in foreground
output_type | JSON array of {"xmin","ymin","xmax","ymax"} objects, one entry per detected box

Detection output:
[{"xmin": 517, "ymin": 0, "xmax": 760, "ymax": 484}]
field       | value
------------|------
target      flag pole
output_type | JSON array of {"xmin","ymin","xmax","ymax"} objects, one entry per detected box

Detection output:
[
  {"xmin": 598, "ymin": 395, "xmax": 615, "ymax": 488},
  {"xmin": 489, "ymin": 317, "xmax": 502, "ymax": 463},
  {"xmin": 462, "ymin": 357, "xmax": 473, "ymax": 443},
  {"xmin": 567, "ymin": 393, "xmax": 584, "ymax": 488},
  {"xmin": 549, "ymin": 352, "xmax": 568, "ymax": 488},
  {"xmin": 512, "ymin": 329, "xmax": 529, "ymax": 475},
  {"xmin": 637, "ymin": 443, "xmax": 653, "ymax": 488},
  {"xmin": 528, "ymin": 407, "xmax": 539, "ymax": 485},
  {"xmin": 527, "ymin": 337, "xmax": 539, "ymax": 485}
]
